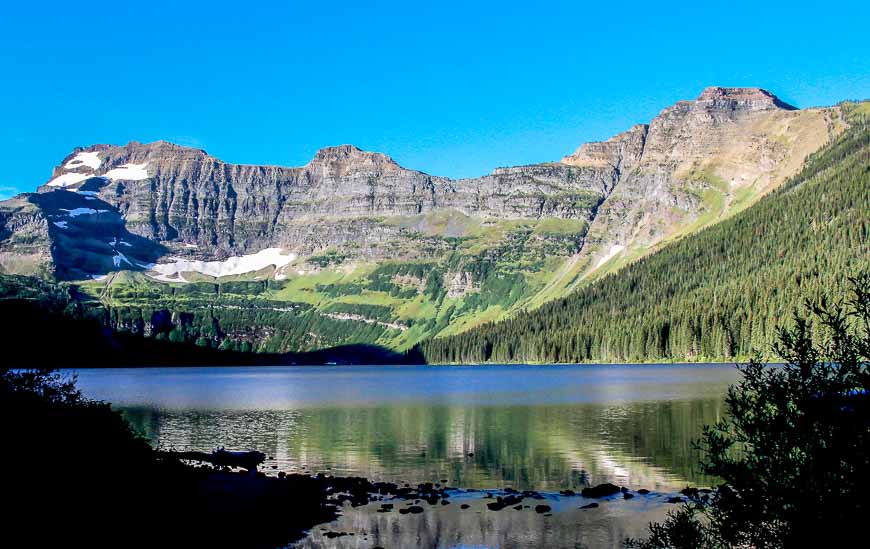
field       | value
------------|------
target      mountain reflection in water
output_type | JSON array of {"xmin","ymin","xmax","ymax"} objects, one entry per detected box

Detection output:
[{"xmin": 74, "ymin": 364, "xmax": 736, "ymax": 492}]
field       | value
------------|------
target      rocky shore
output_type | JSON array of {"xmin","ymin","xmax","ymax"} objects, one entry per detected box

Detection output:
[{"xmin": 173, "ymin": 453, "xmax": 700, "ymax": 548}]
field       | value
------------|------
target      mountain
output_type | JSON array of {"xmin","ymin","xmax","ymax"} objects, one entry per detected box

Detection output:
[
  {"xmin": 0, "ymin": 88, "xmax": 853, "ymax": 355},
  {"xmin": 420, "ymin": 102, "xmax": 869, "ymax": 363}
]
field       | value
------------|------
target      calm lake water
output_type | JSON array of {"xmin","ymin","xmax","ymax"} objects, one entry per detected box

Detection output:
[{"xmin": 72, "ymin": 363, "xmax": 738, "ymax": 493}]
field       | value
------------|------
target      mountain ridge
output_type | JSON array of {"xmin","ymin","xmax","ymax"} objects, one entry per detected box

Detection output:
[
  {"xmin": 0, "ymin": 87, "xmax": 852, "ymax": 354},
  {"xmin": 43, "ymin": 86, "xmax": 802, "ymax": 185}
]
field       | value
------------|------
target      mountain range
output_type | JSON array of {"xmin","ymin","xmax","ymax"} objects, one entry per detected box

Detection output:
[{"xmin": 0, "ymin": 87, "xmax": 863, "ymax": 359}]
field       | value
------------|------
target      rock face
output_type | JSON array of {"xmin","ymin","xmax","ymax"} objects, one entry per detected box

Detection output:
[
  {"xmin": 2, "ymin": 87, "xmax": 841, "ymax": 283},
  {"xmin": 34, "ymin": 143, "xmax": 611, "ymax": 264},
  {"xmin": 562, "ymin": 123, "xmax": 648, "ymax": 174},
  {"xmin": 576, "ymin": 87, "xmax": 838, "ymax": 272},
  {"xmin": 0, "ymin": 196, "xmax": 52, "ymax": 276}
]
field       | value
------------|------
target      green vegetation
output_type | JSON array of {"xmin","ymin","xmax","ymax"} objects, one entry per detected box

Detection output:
[
  {"xmin": 63, "ymin": 211, "xmax": 591, "ymax": 354},
  {"xmin": 0, "ymin": 272, "xmax": 423, "ymax": 365},
  {"xmin": 627, "ymin": 273, "xmax": 869, "ymax": 548},
  {"xmin": 419, "ymin": 111, "xmax": 869, "ymax": 363}
]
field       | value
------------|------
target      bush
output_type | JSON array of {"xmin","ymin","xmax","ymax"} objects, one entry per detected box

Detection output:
[{"xmin": 628, "ymin": 272, "xmax": 870, "ymax": 548}]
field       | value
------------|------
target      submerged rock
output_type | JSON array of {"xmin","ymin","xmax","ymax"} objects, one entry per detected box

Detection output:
[{"xmin": 486, "ymin": 494, "xmax": 524, "ymax": 511}]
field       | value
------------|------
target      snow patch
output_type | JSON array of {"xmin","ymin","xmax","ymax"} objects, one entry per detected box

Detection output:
[
  {"xmin": 90, "ymin": 274, "xmax": 109, "ymax": 281},
  {"xmin": 65, "ymin": 152, "xmax": 101, "ymax": 170},
  {"xmin": 145, "ymin": 269, "xmax": 188, "ymax": 283},
  {"xmin": 146, "ymin": 248, "xmax": 296, "ymax": 279},
  {"xmin": 47, "ymin": 172, "xmax": 92, "ymax": 188},
  {"xmin": 104, "ymin": 162, "xmax": 149, "ymax": 181},
  {"xmin": 53, "ymin": 221, "xmax": 68, "ymax": 229},
  {"xmin": 76, "ymin": 190, "xmax": 99, "ymax": 196},
  {"xmin": 113, "ymin": 251, "xmax": 134, "ymax": 268},
  {"xmin": 60, "ymin": 208, "xmax": 109, "ymax": 217},
  {"xmin": 595, "ymin": 244, "xmax": 625, "ymax": 269}
]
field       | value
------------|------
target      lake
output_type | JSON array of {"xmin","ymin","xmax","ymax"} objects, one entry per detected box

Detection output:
[
  {"xmin": 72, "ymin": 363, "xmax": 739, "ymax": 547},
  {"xmin": 73, "ymin": 363, "xmax": 737, "ymax": 492}
]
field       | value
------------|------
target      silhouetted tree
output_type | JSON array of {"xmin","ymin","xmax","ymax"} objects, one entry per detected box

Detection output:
[{"xmin": 628, "ymin": 272, "xmax": 870, "ymax": 548}]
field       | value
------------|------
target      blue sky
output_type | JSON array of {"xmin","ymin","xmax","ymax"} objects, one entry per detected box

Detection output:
[{"xmin": 1, "ymin": 1, "xmax": 867, "ymax": 198}]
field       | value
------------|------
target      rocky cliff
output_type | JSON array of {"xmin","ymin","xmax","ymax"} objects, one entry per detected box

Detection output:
[
  {"xmin": 31, "ymin": 140, "xmax": 612, "ymax": 265},
  {"xmin": 572, "ymin": 87, "xmax": 840, "ymax": 277},
  {"xmin": 0, "ymin": 87, "xmax": 848, "ymax": 351}
]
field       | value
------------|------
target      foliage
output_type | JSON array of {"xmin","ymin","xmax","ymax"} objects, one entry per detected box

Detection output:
[{"xmin": 627, "ymin": 272, "xmax": 870, "ymax": 548}]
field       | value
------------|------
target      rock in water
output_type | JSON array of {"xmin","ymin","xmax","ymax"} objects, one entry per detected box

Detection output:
[{"xmin": 581, "ymin": 483, "xmax": 622, "ymax": 498}]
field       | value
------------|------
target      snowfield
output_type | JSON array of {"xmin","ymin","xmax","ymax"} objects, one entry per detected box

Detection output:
[
  {"xmin": 64, "ymin": 152, "xmax": 102, "ymax": 170},
  {"xmin": 104, "ymin": 162, "xmax": 149, "ymax": 181},
  {"xmin": 47, "ymin": 172, "xmax": 92, "ymax": 188},
  {"xmin": 145, "ymin": 248, "xmax": 296, "ymax": 280},
  {"xmin": 60, "ymin": 208, "xmax": 109, "ymax": 217},
  {"xmin": 595, "ymin": 244, "xmax": 625, "ymax": 269}
]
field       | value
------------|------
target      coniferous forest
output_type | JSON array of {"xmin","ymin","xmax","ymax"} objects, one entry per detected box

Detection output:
[{"xmin": 418, "ymin": 110, "xmax": 869, "ymax": 364}]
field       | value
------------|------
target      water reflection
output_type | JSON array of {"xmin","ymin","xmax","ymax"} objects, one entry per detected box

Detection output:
[
  {"xmin": 119, "ymin": 398, "xmax": 725, "ymax": 491},
  {"xmin": 297, "ymin": 492, "xmax": 672, "ymax": 549},
  {"xmin": 70, "ymin": 364, "xmax": 736, "ymax": 493}
]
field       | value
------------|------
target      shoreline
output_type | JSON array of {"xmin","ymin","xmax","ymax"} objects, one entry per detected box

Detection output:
[
  {"xmin": 63, "ymin": 360, "xmax": 748, "ymax": 370},
  {"xmin": 177, "ymin": 459, "xmax": 697, "ymax": 547}
]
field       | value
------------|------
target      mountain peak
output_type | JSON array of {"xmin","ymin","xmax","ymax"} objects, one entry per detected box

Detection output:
[
  {"xmin": 696, "ymin": 86, "xmax": 797, "ymax": 110},
  {"xmin": 311, "ymin": 144, "xmax": 366, "ymax": 158},
  {"xmin": 306, "ymin": 145, "xmax": 402, "ymax": 173}
]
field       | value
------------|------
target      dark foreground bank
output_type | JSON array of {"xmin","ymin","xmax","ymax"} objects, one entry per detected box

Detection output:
[{"xmin": 1, "ymin": 368, "xmax": 340, "ymax": 548}]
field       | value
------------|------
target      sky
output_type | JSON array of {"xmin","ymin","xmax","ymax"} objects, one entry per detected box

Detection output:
[{"xmin": 1, "ymin": 1, "xmax": 868, "ymax": 198}]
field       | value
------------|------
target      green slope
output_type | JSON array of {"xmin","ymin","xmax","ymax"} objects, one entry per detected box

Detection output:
[
  {"xmin": 73, "ymin": 213, "xmax": 592, "ymax": 353},
  {"xmin": 418, "ymin": 104, "xmax": 870, "ymax": 364}
]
